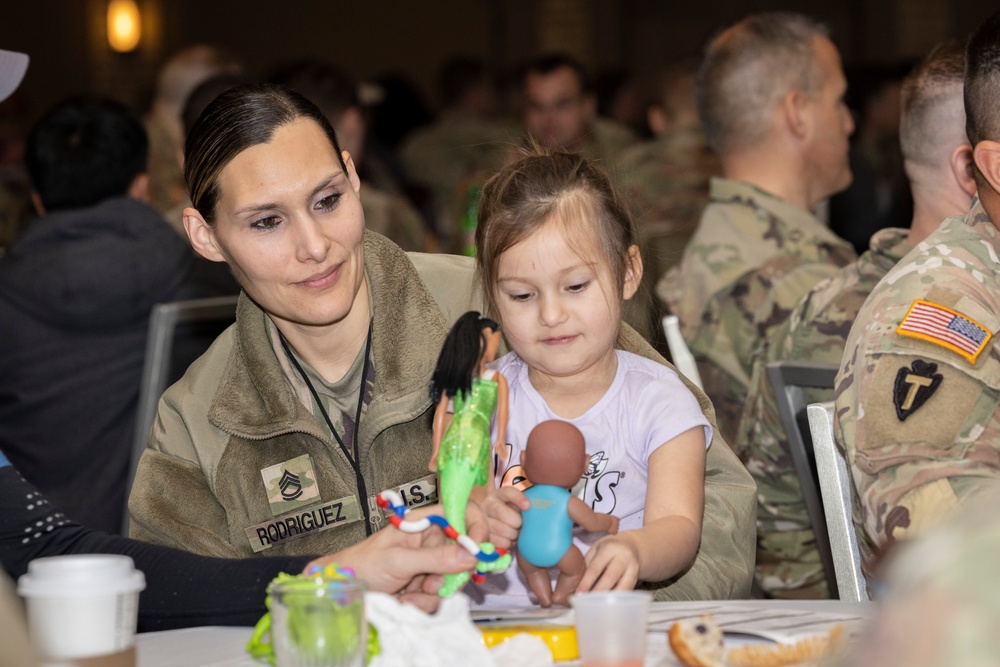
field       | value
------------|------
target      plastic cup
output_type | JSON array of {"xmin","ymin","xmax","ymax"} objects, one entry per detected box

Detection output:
[
  {"xmin": 17, "ymin": 555, "xmax": 145, "ymax": 667},
  {"xmin": 270, "ymin": 578, "xmax": 368, "ymax": 667},
  {"xmin": 570, "ymin": 590, "xmax": 652, "ymax": 667}
]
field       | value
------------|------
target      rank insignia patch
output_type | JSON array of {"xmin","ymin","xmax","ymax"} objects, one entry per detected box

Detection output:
[
  {"xmin": 261, "ymin": 454, "xmax": 321, "ymax": 516},
  {"xmin": 893, "ymin": 360, "xmax": 942, "ymax": 421},
  {"xmin": 897, "ymin": 299, "xmax": 992, "ymax": 364}
]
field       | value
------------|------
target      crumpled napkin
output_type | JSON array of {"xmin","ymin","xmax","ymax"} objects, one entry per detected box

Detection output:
[{"xmin": 366, "ymin": 593, "xmax": 554, "ymax": 667}]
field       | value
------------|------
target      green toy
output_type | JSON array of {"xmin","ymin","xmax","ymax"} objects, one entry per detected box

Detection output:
[{"xmin": 428, "ymin": 311, "xmax": 513, "ymax": 596}]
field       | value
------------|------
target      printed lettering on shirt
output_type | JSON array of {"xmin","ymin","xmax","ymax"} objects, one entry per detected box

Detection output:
[
  {"xmin": 582, "ymin": 451, "xmax": 621, "ymax": 515},
  {"xmin": 261, "ymin": 454, "xmax": 321, "ymax": 516},
  {"xmin": 245, "ymin": 495, "xmax": 362, "ymax": 553}
]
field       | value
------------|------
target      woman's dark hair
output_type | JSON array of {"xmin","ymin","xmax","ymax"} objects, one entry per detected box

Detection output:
[
  {"xmin": 183, "ymin": 82, "xmax": 346, "ymax": 224},
  {"xmin": 429, "ymin": 311, "xmax": 499, "ymax": 403}
]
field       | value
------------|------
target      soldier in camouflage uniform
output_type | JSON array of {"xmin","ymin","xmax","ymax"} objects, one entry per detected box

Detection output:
[
  {"xmin": 835, "ymin": 14, "xmax": 1000, "ymax": 572},
  {"xmin": 400, "ymin": 58, "xmax": 518, "ymax": 252},
  {"xmin": 740, "ymin": 43, "xmax": 973, "ymax": 598},
  {"xmin": 616, "ymin": 61, "xmax": 720, "ymax": 351},
  {"xmin": 841, "ymin": 494, "xmax": 1000, "ymax": 667},
  {"xmin": 521, "ymin": 54, "xmax": 636, "ymax": 166},
  {"xmin": 659, "ymin": 13, "xmax": 857, "ymax": 444}
]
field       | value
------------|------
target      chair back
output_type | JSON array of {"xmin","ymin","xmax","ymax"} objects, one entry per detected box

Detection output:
[
  {"xmin": 807, "ymin": 401, "xmax": 868, "ymax": 602},
  {"xmin": 124, "ymin": 296, "xmax": 238, "ymax": 534},
  {"xmin": 765, "ymin": 361, "xmax": 838, "ymax": 595},
  {"xmin": 662, "ymin": 315, "xmax": 703, "ymax": 390}
]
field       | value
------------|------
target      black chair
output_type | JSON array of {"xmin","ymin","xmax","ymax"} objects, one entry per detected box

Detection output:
[
  {"xmin": 124, "ymin": 296, "xmax": 239, "ymax": 534},
  {"xmin": 765, "ymin": 361, "xmax": 839, "ymax": 597}
]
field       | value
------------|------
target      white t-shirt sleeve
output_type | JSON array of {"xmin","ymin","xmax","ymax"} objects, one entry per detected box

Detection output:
[{"xmin": 625, "ymin": 355, "xmax": 713, "ymax": 461}]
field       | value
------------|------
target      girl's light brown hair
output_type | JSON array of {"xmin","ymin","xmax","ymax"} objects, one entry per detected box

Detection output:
[{"xmin": 475, "ymin": 148, "xmax": 638, "ymax": 321}]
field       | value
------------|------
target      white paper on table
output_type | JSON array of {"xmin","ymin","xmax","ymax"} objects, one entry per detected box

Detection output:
[{"xmin": 645, "ymin": 602, "xmax": 868, "ymax": 643}]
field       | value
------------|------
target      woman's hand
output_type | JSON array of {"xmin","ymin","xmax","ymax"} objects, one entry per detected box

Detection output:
[
  {"xmin": 305, "ymin": 502, "xmax": 489, "ymax": 613},
  {"xmin": 577, "ymin": 531, "xmax": 641, "ymax": 593},
  {"xmin": 470, "ymin": 485, "xmax": 529, "ymax": 549}
]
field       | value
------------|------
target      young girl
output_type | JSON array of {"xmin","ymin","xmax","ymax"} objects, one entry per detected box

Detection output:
[{"xmin": 473, "ymin": 150, "xmax": 712, "ymax": 607}]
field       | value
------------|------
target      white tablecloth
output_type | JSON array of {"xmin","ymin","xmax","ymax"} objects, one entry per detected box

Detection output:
[{"xmin": 136, "ymin": 599, "xmax": 874, "ymax": 667}]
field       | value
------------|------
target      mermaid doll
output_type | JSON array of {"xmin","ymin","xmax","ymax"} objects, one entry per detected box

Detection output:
[{"xmin": 427, "ymin": 311, "xmax": 512, "ymax": 596}]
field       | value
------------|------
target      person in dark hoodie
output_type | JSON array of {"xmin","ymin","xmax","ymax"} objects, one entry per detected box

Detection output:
[{"xmin": 0, "ymin": 96, "xmax": 235, "ymax": 534}]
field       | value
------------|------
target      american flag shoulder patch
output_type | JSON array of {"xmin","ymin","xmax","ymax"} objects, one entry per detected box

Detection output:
[{"xmin": 896, "ymin": 299, "xmax": 993, "ymax": 364}]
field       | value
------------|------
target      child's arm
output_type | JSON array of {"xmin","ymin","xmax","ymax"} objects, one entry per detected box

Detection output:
[
  {"xmin": 578, "ymin": 426, "xmax": 706, "ymax": 592},
  {"xmin": 567, "ymin": 496, "xmax": 619, "ymax": 534}
]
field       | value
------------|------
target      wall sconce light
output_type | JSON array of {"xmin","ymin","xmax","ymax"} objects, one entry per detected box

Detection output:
[{"xmin": 107, "ymin": 0, "xmax": 141, "ymax": 53}]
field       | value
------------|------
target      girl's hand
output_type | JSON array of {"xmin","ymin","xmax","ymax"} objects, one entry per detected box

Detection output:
[
  {"xmin": 470, "ymin": 485, "xmax": 529, "ymax": 549},
  {"xmin": 577, "ymin": 532, "xmax": 641, "ymax": 592}
]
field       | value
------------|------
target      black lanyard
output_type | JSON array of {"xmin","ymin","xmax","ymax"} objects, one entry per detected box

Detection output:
[{"xmin": 278, "ymin": 318, "xmax": 375, "ymax": 535}]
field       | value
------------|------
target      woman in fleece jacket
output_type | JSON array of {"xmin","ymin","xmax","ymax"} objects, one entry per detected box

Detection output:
[{"xmin": 126, "ymin": 83, "xmax": 756, "ymax": 602}]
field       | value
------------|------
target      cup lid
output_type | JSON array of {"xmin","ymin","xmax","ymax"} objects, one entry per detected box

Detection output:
[{"xmin": 18, "ymin": 555, "xmax": 146, "ymax": 598}]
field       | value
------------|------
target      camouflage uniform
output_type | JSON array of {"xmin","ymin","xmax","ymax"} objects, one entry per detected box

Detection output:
[
  {"xmin": 359, "ymin": 183, "xmax": 430, "ymax": 253},
  {"xmin": 841, "ymin": 494, "xmax": 1000, "ymax": 667},
  {"xmin": 615, "ymin": 126, "xmax": 719, "ymax": 349},
  {"xmin": 659, "ymin": 177, "xmax": 857, "ymax": 444},
  {"xmin": 836, "ymin": 197, "xmax": 1000, "ymax": 570},
  {"xmin": 144, "ymin": 116, "xmax": 187, "ymax": 219},
  {"xmin": 584, "ymin": 117, "xmax": 637, "ymax": 166},
  {"xmin": 399, "ymin": 115, "xmax": 518, "ymax": 251},
  {"xmin": 741, "ymin": 227, "xmax": 912, "ymax": 598}
]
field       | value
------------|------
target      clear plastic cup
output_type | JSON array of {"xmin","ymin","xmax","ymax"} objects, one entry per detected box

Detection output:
[
  {"xmin": 570, "ymin": 590, "xmax": 652, "ymax": 667},
  {"xmin": 270, "ymin": 578, "xmax": 368, "ymax": 667},
  {"xmin": 17, "ymin": 555, "xmax": 145, "ymax": 667}
]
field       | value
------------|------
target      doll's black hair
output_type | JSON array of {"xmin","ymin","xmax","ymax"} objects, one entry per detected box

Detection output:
[{"xmin": 429, "ymin": 311, "xmax": 500, "ymax": 403}]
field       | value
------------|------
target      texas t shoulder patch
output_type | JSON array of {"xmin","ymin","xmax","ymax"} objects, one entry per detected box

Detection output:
[
  {"xmin": 893, "ymin": 359, "xmax": 942, "ymax": 421},
  {"xmin": 896, "ymin": 299, "xmax": 992, "ymax": 364}
]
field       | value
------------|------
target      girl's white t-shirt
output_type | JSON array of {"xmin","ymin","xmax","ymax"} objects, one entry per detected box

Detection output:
[{"xmin": 471, "ymin": 349, "xmax": 712, "ymax": 608}]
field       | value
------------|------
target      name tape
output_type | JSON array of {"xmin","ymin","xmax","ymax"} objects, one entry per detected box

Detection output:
[{"xmin": 245, "ymin": 496, "xmax": 361, "ymax": 553}]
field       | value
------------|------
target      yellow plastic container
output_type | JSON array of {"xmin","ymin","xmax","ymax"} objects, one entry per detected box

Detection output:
[{"xmin": 479, "ymin": 624, "xmax": 579, "ymax": 661}]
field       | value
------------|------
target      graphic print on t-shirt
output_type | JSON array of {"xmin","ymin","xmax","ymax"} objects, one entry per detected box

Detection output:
[{"xmin": 499, "ymin": 445, "xmax": 620, "ymax": 515}]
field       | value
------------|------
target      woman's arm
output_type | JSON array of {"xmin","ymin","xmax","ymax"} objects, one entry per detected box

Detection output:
[{"xmin": 578, "ymin": 426, "xmax": 706, "ymax": 591}]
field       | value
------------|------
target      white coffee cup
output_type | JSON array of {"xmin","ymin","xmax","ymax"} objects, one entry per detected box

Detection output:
[{"xmin": 18, "ymin": 555, "xmax": 146, "ymax": 666}]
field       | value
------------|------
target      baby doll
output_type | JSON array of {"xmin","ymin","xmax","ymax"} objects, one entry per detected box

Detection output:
[{"xmin": 517, "ymin": 420, "xmax": 619, "ymax": 607}]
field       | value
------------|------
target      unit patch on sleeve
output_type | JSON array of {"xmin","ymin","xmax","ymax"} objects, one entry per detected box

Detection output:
[
  {"xmin": 261, "ymin": 454, "xmax": 321, "ymax": 516},
  {"xmin": 893, "ymin": 360, "xmax": 942, "ymax": 421},
  {"xmin": 896, "ymin": 299, "xmax": 992, "ymax": 364}
]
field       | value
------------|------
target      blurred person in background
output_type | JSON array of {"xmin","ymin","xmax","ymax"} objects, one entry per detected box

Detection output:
[
  {"xmin": 276, "ymin": 61, "xmax": 433, "ymax": 252},
  {"xmin": 0, "ymin": 96, "xmax": 235, "ymax": 534},
  {"xmin": 616, "ymin": 59, "xmax": 720, "ymax": 350},
  {"xmin": 521, "ymin": 53, "xmax": 636, "ymax": 163},
  {"xmin": 400, "ymin": 57, "xmax": 516, "ymax": 252},
  {"xmin": 658, "ymin": 12, "xmax": 857, "ymax": 444},
  {"xmin": 145, "ymin": 45, "xmax": 242, "ymax": 225},
  {"xmin": 829, "ymin": 62, "xmax": 914, "ymax": 253}
]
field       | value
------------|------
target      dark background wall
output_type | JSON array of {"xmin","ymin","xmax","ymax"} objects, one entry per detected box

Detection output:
[{"xmin": 0, "ymin": 0, "xmax": 995, "ymax": 120}]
